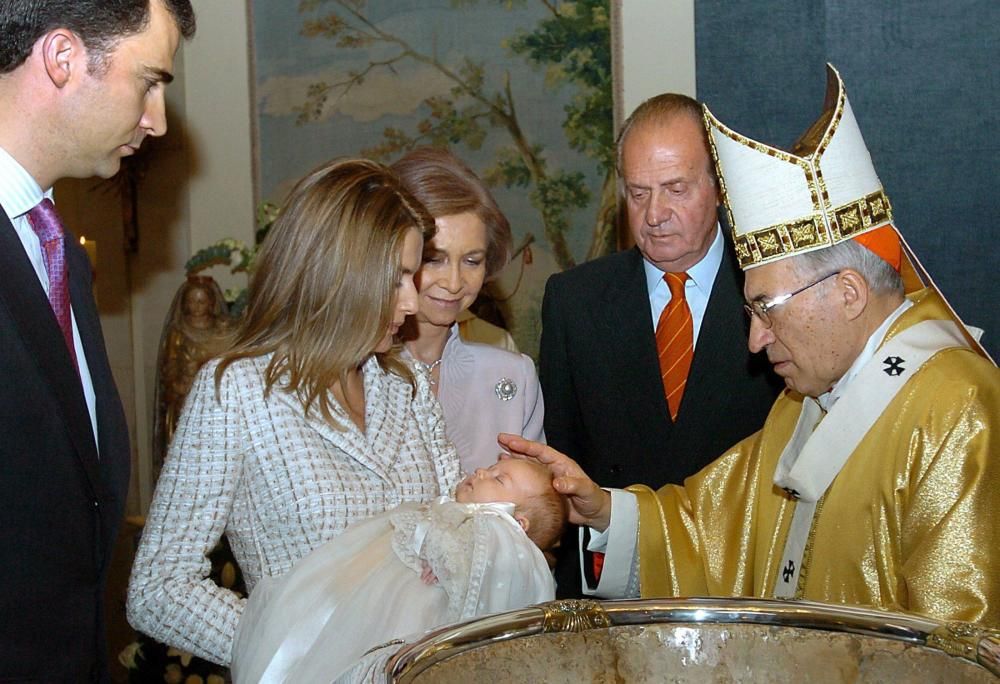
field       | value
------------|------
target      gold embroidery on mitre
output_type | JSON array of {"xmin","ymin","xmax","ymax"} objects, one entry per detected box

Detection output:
[
  {"xmin": 836, "ymin": 205, "xmax": 863, "ymax": 236},
  {"xmin": 815, "ymin": 83, "xmax": 846, "ymax": 158},
  {"xmin": 790, "ymin": 220, "xmax": 822, "ymax": 247},
  {"xmin": 733, "ymin": 190, "xmax": 892, "ymax": 269},
  {"xmin": 734, "ymin": 236, "xmax": 752, "ymax": 264},
  {"xmin": 755, "ymin": 230, "xmax": 782, "ymax": 257},
  {"xmin": 706, "ymin": 111, "xmax": 810, "ymax": 167},
  {"xmin": 834, "ymin": 189, "xmax": 894, "ymax": 238},
  {"xmin": 703, "ymin": 71, "xmax": 891, "ymax": 270},
  {"xmin": 811, "ymin": 165, "xmax": 831, "ymax": 236},
  {"xmin": 809, "ymin": 89, "xmax": 846, "ymax": 240},
  {"xmin": 703, "ymin": 112, "xmax": 741, "ymax": 244},
  {"xmin": 703, "ymin": 105, "xmax": 814, "ymax": 265},
  {"xmin": 867, "ymin": 189, "xmax": 893, "ymax": 224},
  {"xmin": 734, "ymin": 217, "xmax": 829, "ymax": 269}
]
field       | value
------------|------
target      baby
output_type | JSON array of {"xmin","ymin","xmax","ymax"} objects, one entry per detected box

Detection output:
[{"xmin": 231, "ymin": 459, "xmax": 566, "ymax": 683}]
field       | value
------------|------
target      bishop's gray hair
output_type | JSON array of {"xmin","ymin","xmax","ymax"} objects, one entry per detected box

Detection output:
[{"xmin": 792, "ymin": 237, "xmax": 903, "ymax": 296}]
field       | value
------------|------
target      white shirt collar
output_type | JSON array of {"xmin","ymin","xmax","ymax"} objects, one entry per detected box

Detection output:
[
  {"xmin": 642, "ymin": 223, "xmax": 724, "ymax": 297},
  {"xmin": 0, "ymin": 145, "xmax": 50, "ymax": 221}
]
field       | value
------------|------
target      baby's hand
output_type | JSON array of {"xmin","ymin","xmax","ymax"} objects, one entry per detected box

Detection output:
[{"xmin": 420, "ymin": 560, "xmax": 438, "ymax": 585}]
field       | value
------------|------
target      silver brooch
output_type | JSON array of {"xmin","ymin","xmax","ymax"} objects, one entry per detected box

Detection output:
[{"xmin": 495, "ymin": 378, "xmax": 517, "ymax": 401}]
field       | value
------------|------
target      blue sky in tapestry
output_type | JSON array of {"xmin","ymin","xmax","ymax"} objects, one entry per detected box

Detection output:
[{"xmin": 251, "ymin": 1, "xmax": 614, "ymax": 356}]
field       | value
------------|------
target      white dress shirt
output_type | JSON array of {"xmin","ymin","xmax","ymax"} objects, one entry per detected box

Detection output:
[{"xmin": 643, "ymin": 224, "xmax": 725, "ymax": 349}]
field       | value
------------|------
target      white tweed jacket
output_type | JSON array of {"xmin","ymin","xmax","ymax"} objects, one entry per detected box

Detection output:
[{"xmin": 126, "ymin": 354, "xmax": 460, "ymax": 666}]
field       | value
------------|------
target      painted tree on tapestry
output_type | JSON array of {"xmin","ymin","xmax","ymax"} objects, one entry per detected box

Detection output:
[
  {"xmin": 255, "ymin": 0, "xmax": 614, "ymax": 354},
  {"xmin": 295, "ymin": 0, "xmax": 615, "ymax": 268}
]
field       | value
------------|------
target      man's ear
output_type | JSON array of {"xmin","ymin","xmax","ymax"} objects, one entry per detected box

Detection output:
[
  {"xmin": 40, "ymin": 29, "xmax": 83, "ymax": 88},
  {"xmin": 837, "ymin": 268, "xmax": 869, "ymax": 322}
]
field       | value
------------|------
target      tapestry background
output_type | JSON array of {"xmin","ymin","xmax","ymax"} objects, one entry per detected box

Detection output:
[{"xmin": 251, "ymin": 0, "xmax": 615, "ymax": 358}]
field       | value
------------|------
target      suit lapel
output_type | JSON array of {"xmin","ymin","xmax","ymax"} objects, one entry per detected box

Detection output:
[
  {"xmin": 595, "ymin": 248, "xmax": 673, "ymax": 428},
  {"xmin": 66, "ymin": 229, "xmax": 121, "ymax": 503},
  {"xmin": 268, "ymin": 360, "xmax": 399, "ymax": 483},
  {"xmin": 0, "ymin": 214, "xmax": 101, "ymax": 498},
  {"xmin": 678, "ymin": 240, "xmax": 748, "ymax": 425}
]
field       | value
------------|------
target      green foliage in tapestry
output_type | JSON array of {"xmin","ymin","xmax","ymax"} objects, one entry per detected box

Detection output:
[{"xmin": 293, "ymin": 0, "xmax": 615, "ymax": 270}]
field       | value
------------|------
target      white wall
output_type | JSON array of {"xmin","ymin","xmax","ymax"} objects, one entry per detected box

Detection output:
[
  {"xmin": 182, "ymin": 0, "xmax": 256, "ymax": 279},
  {"xmin": 618, "ymin": 0, "xmax": 696, "ymax": 122},
  {"xmin": 126, "ymin": 0, "xmax": 256, "ymax": 512}
]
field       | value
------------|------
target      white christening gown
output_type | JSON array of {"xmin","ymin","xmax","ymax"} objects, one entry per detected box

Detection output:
[{"xmin": 230, "ymin": 497, "xmax": 554, "ymax": 683}]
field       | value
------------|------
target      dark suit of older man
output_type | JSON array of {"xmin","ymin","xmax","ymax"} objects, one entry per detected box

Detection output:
[{"xmin": 539, "ymin": 93, "xmax": 781, "ymax": 598}]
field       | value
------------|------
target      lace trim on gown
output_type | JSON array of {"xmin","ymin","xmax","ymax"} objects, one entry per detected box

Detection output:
[{"xmin": 391, "ymin": 498, "xmax": 518, "ymax": 621}]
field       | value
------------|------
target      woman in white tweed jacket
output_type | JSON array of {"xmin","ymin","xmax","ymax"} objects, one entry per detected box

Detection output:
[
  {"xmin": 392, "ymin": 148, "xmax": 545, "ymax": 474},
  {"xmin": 126, "ymin": 159, "xmax": 462, "ymax": 666}
]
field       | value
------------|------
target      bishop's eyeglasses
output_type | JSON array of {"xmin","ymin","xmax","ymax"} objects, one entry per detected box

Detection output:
[{"xmin": 743, "ymin": 271, "xmax": 840, "ymax": 329}]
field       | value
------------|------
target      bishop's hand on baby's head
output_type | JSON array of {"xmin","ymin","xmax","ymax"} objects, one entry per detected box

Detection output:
[{"xmin": 454, "ymin": 458, "xmax": 567, "ymax": 550}]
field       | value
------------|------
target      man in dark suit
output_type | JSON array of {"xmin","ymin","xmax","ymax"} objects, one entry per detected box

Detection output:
[
  {"xmin": 0, "ymin": 1, "xmax": 195, "ymax": 680},
  {"xmin": 540, "ymin": 94, "xmax": 781, "ymax": 597}
]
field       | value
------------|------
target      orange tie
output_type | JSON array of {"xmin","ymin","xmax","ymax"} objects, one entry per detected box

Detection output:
[{"xmin": 656, "ymin": 272, "xmax": 693, "ymax": 421}]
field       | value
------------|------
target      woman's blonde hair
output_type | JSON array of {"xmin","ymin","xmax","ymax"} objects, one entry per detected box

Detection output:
[{"xmin": 215, "ymin": 157, "xmax": 434, "ymax": 427}]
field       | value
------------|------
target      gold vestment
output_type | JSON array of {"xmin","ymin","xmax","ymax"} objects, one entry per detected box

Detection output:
[{"xmin": 633, "ymin": 288, "xmax": 999, "ymax": 627}]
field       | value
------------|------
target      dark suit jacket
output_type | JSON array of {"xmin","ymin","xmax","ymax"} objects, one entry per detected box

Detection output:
[
  {"xmin": 539, "ymin": 242, "xmax": 781, "ymax": 597},
  {"xmin": 0, "ymin": 212, "xmax": 129, "ymax": 681}
]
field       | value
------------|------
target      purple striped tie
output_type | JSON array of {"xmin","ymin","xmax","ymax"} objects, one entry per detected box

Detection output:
[{"xmin": 26, "ymin": 198, "xmax": 78, "ymax": 372}]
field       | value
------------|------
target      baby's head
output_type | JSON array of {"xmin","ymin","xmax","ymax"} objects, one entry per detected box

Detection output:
[{"xmin": 454, "ymin": 458, "xmax": 567, "ymax": 550}]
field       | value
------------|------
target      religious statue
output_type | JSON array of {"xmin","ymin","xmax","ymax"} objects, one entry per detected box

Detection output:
[{"xmin": 153, "ymin": 275, "xmax": 235, "ymax": 480}]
